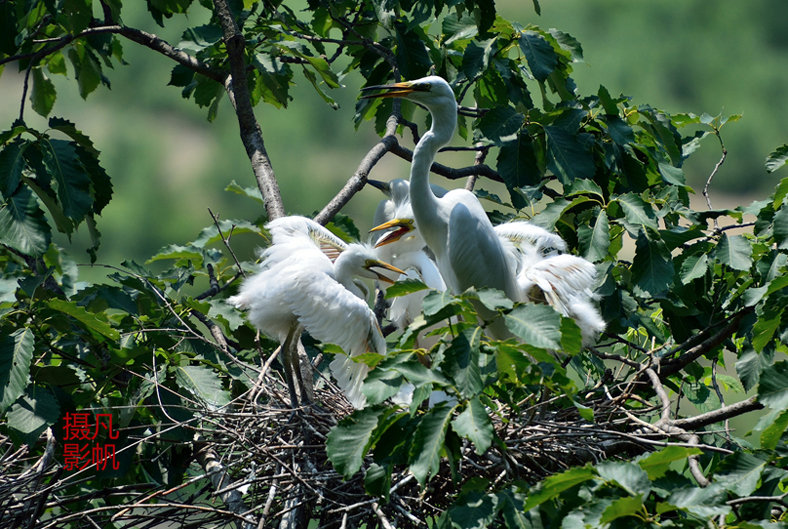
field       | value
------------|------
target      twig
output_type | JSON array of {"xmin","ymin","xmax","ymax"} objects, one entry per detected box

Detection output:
[{"xmin": 703, "ymin": 130, "xmax": 727, "ymax": 229}]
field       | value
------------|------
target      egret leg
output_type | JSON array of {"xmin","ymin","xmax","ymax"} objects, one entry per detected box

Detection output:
[{"xmin": 281, "ymin": 324, "xmax": 301, "ymax": 408}]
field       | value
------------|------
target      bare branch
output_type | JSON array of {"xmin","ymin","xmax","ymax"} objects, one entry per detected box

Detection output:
[
  {"xmin": 673, "ymin": 396, "xmax": 763, "ymax": 430},
  {"xmin": 213, "ymin": 0, "xmax": 286, "ymax": 220}
]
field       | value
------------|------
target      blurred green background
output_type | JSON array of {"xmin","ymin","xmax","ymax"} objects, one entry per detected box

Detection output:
[{"xmin": 1, "ymin": 0, "xmax": 786, "ymax": 270}]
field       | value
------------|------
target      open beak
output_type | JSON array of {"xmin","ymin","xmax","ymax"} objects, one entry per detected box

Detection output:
[
  {"xmin": 370, "ymin": 218, "xmax": 415, "ymax": 247},
  {"xmin": 361, "ymin": 81, "xmax": 426, "ymax": 99},
  {"xmin": 365, "ymin": 259, "xmax": 406, "ymax": 284}
]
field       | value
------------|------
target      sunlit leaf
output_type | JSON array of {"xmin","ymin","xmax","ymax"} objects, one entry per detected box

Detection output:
[
  {"xmin": 46, "ymin": 299, "xmax": 120, "ymax": 341},
  {"xmin": 522, "ymin": 466, "xmax": 595, "ymax": 511},
  {"xmin": 757, "ymin": 360, "xmax": 788, "ymax": 410},
  {"xmin": 174, "ymin": 365, "xmax": 231, "ymax": 408},
  {"xmin": 327, "ymin": 407, "xmax": 384, "ymax": 479},
  {"xmin": 637, "ymin": 445, "xmax": 702, "ymax": 480},
  {"xmin": 765, "ymin": 144, "xmax": 788, "ymax": 173},
  {"xmin": 452, "ymin": 396, "xmax": 493, "ymax": 455},
  {"xmin": 409, "ymin": 404, "xmax": 455, "ymax": 485},
  {"xmin": 505, "ymin": 304, "xmax": 561, "ymax": 349}
]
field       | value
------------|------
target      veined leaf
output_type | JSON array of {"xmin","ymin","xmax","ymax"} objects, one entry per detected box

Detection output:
[
  {"xmin": 519, "ymin": 30, "xmax": 557, "ymax": 82},
  {"xmin": 600, "ymin": 496, "xmax": 644, "ymax": 524},
  {"xmin": 451, "ymin": 396, "xmax": 493, "ymax": 455},
  {"xmin": 0, "ymin": 186, "xmax": 51, "ymax": 256},
  {"xmin": 631, "ymin": 230, "xmax": 673, "ymax": 296},
  {"xmin": 714, "ymin": 452, "xmax": 767, "ymax": 496},
  {"xmin": 174, "ymin": 365, "xmax": 231, "ymax": 408},
  {"xmin": 597, "ymin": 460, "xmax": 651, "ymax": 496},
  {"xmin": 736, "ymin": 349, "xmax": 764, "ymax": 391},
  {"xmin": 765, "ymin": 144, "xmax": 788, "ymax": 173},
  {"xmin": 714, "ymin": 233, "xmax": 752, "ymax": 271},
  {"xmin": 637, "ymin": 445, "xmax": 701, "ymax": 480},
  {"xmin": 679, "ymin": 252, "xmax": 708, "ymax": 284},
  {"xmin": 46, "ymin": 299, "xmax": 120, "ymax": 340},
  {"xmin": 614, "ymin": 193, "xmax": 658, "ymax": 233},
  {"xmin": 442, "ymin": 328, "xmax": 483, "ymax": 397},
  {"xmin": 0, "ymin": 139, "xmax": 28, "ymax": 197},
  {"xmin": 225, "ymin": 180, "xmax": 263, "ymax": 204},
  {"xmin": 6, "ymin": 390, "xmax": 60, "ymax": 446},
  {"xmin": 544, "ymin": 126, "xmax": 595, "ymax": 184},
  {"xmin": 42, "ymin": 139, "xmax": 92, "ymax": 221},
  {"xmin": 409, "ymin": 404, "xmax": 455, "ymax": 485},
  {"xmin": 0, "ymin": 328, "xmax": 35, "ymax": 413},
  {"xmin": 327, "ymin": 407, "xmax": 384, "ymax": 479},
  {"xmin": 505, "ymin": 304, "xmax": 562, "ymax": 349},
  {"xmin": 773, "ymin": 204, "xmax": 788, "ymax": 250},
  {"xmin": 478, "ymin": 107, "xmax": 524, "ymax": 144},
  {"xmin": 757, "ymin": 360, "xmax": 788, "ymax": 410},
  {"xmin": 584, "ymin": 208, "xmax": 609, "ymax": 262},
  {"xmin": 31, "ymin": 68, "xmax": 56, "ymax": 118},
  {"xmin": 666, "ymin": 485, "xmax": 731, "ymax": 518},
  {"xmin": 760, "ymin": 408, "xmax": 788, "ymax": 450},
  {"xmin": 522, "ymin": 466, "xmax": 595, "ymax": 511},
  {"xmin": 385, "ymin": 278, "xmax": 428, "ymax": 299}
]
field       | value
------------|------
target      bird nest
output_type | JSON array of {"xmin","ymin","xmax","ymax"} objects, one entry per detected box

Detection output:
[{"xmin": 1, "ymin": 364, "xmax": 653, "ymax": 529}]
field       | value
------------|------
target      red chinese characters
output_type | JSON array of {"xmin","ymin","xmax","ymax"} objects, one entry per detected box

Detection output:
[{"xmin": 62, "ymin": 412, "xmax": 120, "ymax": 471}]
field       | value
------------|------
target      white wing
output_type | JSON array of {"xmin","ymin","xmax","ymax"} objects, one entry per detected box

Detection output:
[
  {"xmin": 519, "ymin": 254, "xmax": 604, "ymax": 343},
  {"xmin": 267, "ymin": 215, "xmax": 348, "ymax": 262}
]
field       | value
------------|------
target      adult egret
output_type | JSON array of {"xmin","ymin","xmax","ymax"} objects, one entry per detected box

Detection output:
[
  {"xmin": 228, "ymin": 216, "xmax": 404, "ymax": 408},
  {"xmin": 363, "ymin": 76, "xmax": 518, "ymax": 337},
  {"xmin": 368, "ymin": 179, "xmax": 447, "ymax": 329},
  {"xmin": 495, "ymin": 221, "xmax": 605, "ymax": 344}
]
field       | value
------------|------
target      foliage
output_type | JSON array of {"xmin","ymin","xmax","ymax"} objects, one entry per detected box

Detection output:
[{"xmin": 1, "ymin": 0, "xmax": 787, "ymax": 528}]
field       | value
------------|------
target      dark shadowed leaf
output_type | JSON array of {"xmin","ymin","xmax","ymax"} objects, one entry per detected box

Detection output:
[
  {"xmin": 0, "ymin": 328, "xmax": 34, "ymax": 413},
  {"xmin": 522, "ymin": 466, "xmax": 595, "ymax": 511},
  {"xmin": 518, "ymin": 31, "xmax": 557, "ymax": 82},
  {"xmin": 451, "ymin": 396, "xmax": 493, "ymax": 455},
  {"xmin": 0, "ymin": 186, "xmax": 51, "ymax": 256},
  {"xmin": 505, "ymin": 304, "xmax": 561, "ymax": 349},
  {"xmin": 544, "ymin": 126, "xmax": 595, "ymax": 183},
  {"xmin": 714, "ymin": 234, "xmax": 752, "ymax": 271},
  {"xmin": 757, "ymin": 360, "xmax": 788, "ymax": 410},
  {"xmin": 31, "ymin": 68, "xmax": 56, "ymax": 118},
  {"xmin": 631, "ymin": 230, "xmax": 673, "ymax": 296},
  {"xmin": 327, "ymin": 407, "xmax": 383, "ymax": 479},
  {"xmin": 6, "ymin": 389, "xmax": 60, "ymax": 446},
  {"xmin": 409, "ymin": 404, "xmax": 456, "ymax": 484}
]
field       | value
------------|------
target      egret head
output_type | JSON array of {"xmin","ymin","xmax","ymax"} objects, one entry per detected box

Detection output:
[
  {"xmin": 340, "ymin": 244, "xmax": 405, "ymax": 283},
  {"xmin": 361, "ymin": 76, "xmax": 456, "ymax": 113},
  {"xmin": 370, "ymin": 218, "xmax": 416, "ymax": 248}
]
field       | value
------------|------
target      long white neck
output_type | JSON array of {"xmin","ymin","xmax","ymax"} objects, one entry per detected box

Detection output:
[{"xmin": 409, "ymin": 105, "xmax": 457, "ymax": 250}]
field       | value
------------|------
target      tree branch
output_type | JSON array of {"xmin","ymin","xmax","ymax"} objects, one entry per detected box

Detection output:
[
  {"xmin": 213, "ymin": 0, "xmax": 285, "ymax": 220},
  {"xmin": 673, "ymin": 396, "xmax": 763, "ymax": 430},
  {"xmin": 313, "ymin": 114, "xmax": 400, "ymax": 225}
]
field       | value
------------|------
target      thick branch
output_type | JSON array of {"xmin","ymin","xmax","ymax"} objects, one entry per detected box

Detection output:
[
  {"xmin": 213, "ymin": 0, "xmax": 285, "ymax": 220},
  {"xmin": 389, "ymin": 143, "xmax": 503, "ymax": 183},
  {"xmin": 673, "ymin": 396, "xmax": 763, "ymax": 430}
]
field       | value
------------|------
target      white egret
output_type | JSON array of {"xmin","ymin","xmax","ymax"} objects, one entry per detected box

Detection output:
[
  {"xmin": 363, "ymin": 76, "xmax": 518, "ymax": 337},
  {"xmin": 228, "ymin": 216, "xmax": 404, "ymax": 408},
  {"xmin": 495, "ymin": 221, "xmax": 605, "ymax": 344},
  {"xmin": 368, "ymin": 179, "xmax": 447, "ymax": 329}
]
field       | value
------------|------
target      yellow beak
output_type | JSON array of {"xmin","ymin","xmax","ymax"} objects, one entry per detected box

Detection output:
[
  {"xmin": 365, "ymin": 259, "xmax": 406, "ymax": 283},
  {"xmin": 361, "ymin": 81, "xmax": 424, "ymax": 99},
  {"xmin": 370, "ymin": 218, "xmax": 415, "ymax": 247}
]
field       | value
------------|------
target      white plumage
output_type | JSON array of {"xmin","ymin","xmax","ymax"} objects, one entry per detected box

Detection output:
[
  {"xmin": 494, "ymin": 221, "xmax": 605, "ymax": 344},
  {"xmin": 228, "ymin": 216, "xmax": 403, "ymax": 408}
]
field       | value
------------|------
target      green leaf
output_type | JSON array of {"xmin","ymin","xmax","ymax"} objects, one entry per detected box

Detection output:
[
  {"xmin": 519, "ymin": 30, "xmax": 557, "ymax": 82},
  {"xmin": 46, "ymin": 299, "xmax": 120, "ymax": 340},
  {"xmin": 442, "ymin": 328, "xmax": 483, "ymax": 397},
  {"xmin": 191, "ymin": 219, "xmax": 263, "ymax": 247},
  {"xmin": 757, "ymin": 360, "xmax": 788, "ymax": 410},
  {"xmin": 0, "ymin": 186, "xmax": 51, "ymax": 256},
  {"xmin": 385, "ymin": 278, "xmax": 429, "ymax": 299},
  {"xmin": 31, "ymin": 68, "xmax": 56, "ymax": 118},
  {"xmin": 637, "ymin": 445, "xmax": 702, "ymax": 480},
  {"xmin": 6, "ymin": 390, "xmax": 60, "ymax": 446},
  {"xmin": 544, "ymin": 126, "xmax": 595, "ymax": 184},
  {"xmin": 0, "ymin": 328, "xmax": 35, "ymax": 413},
  {"xmin": 409, "ymin": 404, "xmax": 455, "ymax": 485},
  {"xmin": 174, "ymin": 365, "xmax": 231, "ymax": 408},
  {"xmin": 522, "ymin": 466, "xmax": 595, "ymax": 511},
  {"xmin": 773, "ymin": 205, "xmax": 788, "ymax": 250},
  {"xmin": 600, "ymin": 495, "xmax": 644, "ymax": 523},
  {"xmin": 48, "ymin": 117, "xmax": 99, "ymax": 158},
  {"xmin": 666, "ymin": 485, "xmax": 731, "ymax": 518},
  {"xmin": 583, "ymin": 208, "xmax": 609, "ymax": 262},
  {"xmin": 765, "ymin": 144, "xmax": 788, "ymax": 173},
  {"xmin": 714, "ymin": 453, "xmax": 767, "ymax": 496},
  {"xmin": 0, "ymin": 139, "xmax": 28, "ymax": 197},
  {"xmin": 327, "ymin": 407, "xmax": 384, "ymax": 479},
  {"xmin": 497, "ymin": 133, "xmax": 542, "ymax": 203},
  {"xmin": 679, "ymin": 252, "xmax": 708, "ymax": 284},
  {"xmin": 597, "ymin": 460, "xmax": 651, "ymax": 496},
  {"xmin": 505, "ymin": 304, "xmax": 562, "ymax": 349},
  {"xmin": 760, "ymin": 408, "xmax": 788, "ymax": 450},
  {"xmin": 225, "ymin": 180, "xmax": 263, "ymax": 204},
  {"xmin": 452, "ymin": 396, "xmax": 494, "ymax": 455},
  {"xmin": 736, "ymin": 349, "xmax": 764, "ymax": 391},
  {"xmin": 43, "ymin": 139, "xmax": 92, "ymax": 221},
  {"xmin": 615, "ymin": 193, "xmax": 658, "ymax": 233},
  {"xmin": 477, "ymin": 288, "xmax": 514, "ymax": 311},
  {"xmin": 478, "ymin": 107, "xmax": 524, "ymax": 144},
  {"xmin": 498, "ymin": 489, "xmax": 529, "ymax": 529},
  {"xmin": 631, "ymin": 230, "xmax": 673, "ymax": 296},
  {"xmin": 714, "ymin": 234, "xmax": 752, "ymax": 271}
]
